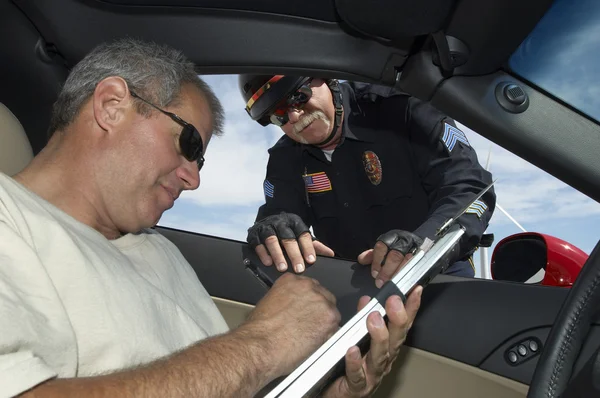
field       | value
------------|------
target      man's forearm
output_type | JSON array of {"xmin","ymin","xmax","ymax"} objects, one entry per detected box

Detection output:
[{"xmin": 22, "ymin": 324, "xmax": 276, "ymax": 398}]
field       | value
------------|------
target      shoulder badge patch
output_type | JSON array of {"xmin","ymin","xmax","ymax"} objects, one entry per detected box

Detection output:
[
  {"xmin": 442, "ymin": 123, "xmax": 470, "ymax": 152},
  {"xmin": 303, "ymin": 172, "xmax": 332, "ymax": 193},
  {"xmin": 362, "ymin": 150, "xmax": 382, "ymax": 185},
  {"xmin": 263, "ymin": 179, "xmax": 274, "ymax": 199},
  {"xmin": 465, "ymin": 199, "xmax": 487, "ymax": 218}
]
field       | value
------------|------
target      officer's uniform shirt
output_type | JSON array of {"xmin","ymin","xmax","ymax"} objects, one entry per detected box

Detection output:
[{"xmin": 257, "ymin": 82, "xmax": 496, "ymax": 267}]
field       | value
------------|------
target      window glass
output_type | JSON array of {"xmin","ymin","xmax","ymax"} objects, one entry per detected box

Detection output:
[
  {"xmin": 510, "ymin": 0, "xmax": 600, "ymax": 124},
  {"xmin": 458, "ymin": 120, "xmax": 600, "ymax": 279},
  {"xmin": 159, "ymin": 74, "xmax": 600, "ymax": 280}
]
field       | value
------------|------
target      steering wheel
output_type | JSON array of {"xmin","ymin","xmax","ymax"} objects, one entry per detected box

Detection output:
[{"xmin": 527, "ymin": 240, "xmax": 600, "ymax": 397}]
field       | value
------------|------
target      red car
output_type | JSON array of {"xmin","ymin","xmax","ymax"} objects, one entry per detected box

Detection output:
[{"xmin": 491, "ymin": 232, "xmax": 588, "ymax": 287}]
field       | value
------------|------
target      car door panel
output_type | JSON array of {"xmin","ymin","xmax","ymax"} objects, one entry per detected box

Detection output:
[
  {"xmin": 212, "ymin": 297, "xmax": 254, "ymax": 329},
  {"xmin": 211, "ymin": 295, "xmax": 532, "ymax": 398},
  {"xmin": 156, "ymin": 226, "xmax": 600, "ymax": 387},
  {"xmin": 376, "ymin": 347, "xmax": 529, "ymax": 398}
]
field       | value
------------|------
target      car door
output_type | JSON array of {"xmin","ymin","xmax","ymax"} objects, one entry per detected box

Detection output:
[{"xmin": 155, "ymin": 225, "xmax": 600, "ymax": 398}]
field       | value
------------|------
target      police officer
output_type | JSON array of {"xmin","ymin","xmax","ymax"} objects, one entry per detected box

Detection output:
[{"xmin": 240, "ymin": 75, "xmax": 495, "ymax": 283}]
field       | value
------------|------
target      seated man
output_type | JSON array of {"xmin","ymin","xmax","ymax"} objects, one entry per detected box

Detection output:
[{"xmin": 0, "ymin": 38, "xmax": 421, "ymax": 397}]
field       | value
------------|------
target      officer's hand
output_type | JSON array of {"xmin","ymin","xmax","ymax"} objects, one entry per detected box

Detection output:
[
  {"xmin": 247, "ymin": 212, "xmax": 335, "ymax": 273},
  {"xmin": 357, "ymin": 230, "xmax": 423, "ymax": 288},
  {"xmin": 323, "ymin": 286, "xmax": 423, "ymax": 398}
]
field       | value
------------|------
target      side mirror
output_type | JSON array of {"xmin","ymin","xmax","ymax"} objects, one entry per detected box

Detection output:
[{"xmin": 490, "ymin": 232, "xmax": 588, "ymax": 287}]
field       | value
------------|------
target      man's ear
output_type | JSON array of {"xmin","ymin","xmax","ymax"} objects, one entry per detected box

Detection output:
[{"xmin": 93, "ymin": 76, "xmax": 130, "ymax": 133}]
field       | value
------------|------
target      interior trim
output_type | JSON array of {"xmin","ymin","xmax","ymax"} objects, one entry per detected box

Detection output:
[
  {"xmin": 212, "ymin": 296, "xmax": 254, "ymax": 329},
  {"xmin": 212, "ymin": 296, "xmax": 530, "ymax": 397},
  {"xmin": 16, "ymin": 0, "xmax": 409, "ymax": 84},
  {"xmin": 377, "ymin": 347, "xmax": 529, "ymax": 397},
  {"xmin": 431, "ymin": 71, "xmax": 600, "ymax": 202}
]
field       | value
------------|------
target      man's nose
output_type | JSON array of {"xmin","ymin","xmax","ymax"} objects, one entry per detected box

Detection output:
[
  {"xmin": 287, "ymin": 108, "xmax": 304, "ymax": 124},
  {"xmin": 177, "ymin": 159, "xmax": 201, "ymax": 190}
]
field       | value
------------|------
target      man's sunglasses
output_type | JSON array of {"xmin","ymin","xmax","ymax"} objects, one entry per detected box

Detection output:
[
  {"xmin": 130, "ymin": 91, "xmax": 205, "ymax": 170},
  {"xmin": 268, "ymin": 80, "xmax": 313, "ymax": 126}
]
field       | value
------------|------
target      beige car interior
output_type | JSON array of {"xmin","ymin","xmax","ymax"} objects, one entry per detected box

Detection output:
[
  {"xmin": 0, "ymin": 103, "xmax": 34, "ymax": 176},
  {"xmin": 212, "ymin": 297, "xmax": 529, "ymax": 397},
  {"xmin": 2, "ymin": 102, "xmax": 527, "ymax": 397}
]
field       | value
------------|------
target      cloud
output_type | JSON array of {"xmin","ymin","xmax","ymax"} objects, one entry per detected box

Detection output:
[
  {"xmin": 457, "ymin": 122, "xmax": 533, "ymax": 174},
  {"xmin": 160, "ymin": 204, "xmax": 252, "ymax": 242},
  {"xmin": 179, "ymin": 75, "xmax": 281, "ymax": 207},
  {"xmin": 457, "ymin": 121, "xmax": 600, "ymax": 230}
]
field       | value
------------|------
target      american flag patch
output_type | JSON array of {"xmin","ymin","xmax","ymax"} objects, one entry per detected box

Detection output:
[
  {"xmin": 442, "ymin": 123, "xmax": 470, "ymax": 152},
  {"xmin": 303, "ymin": 172, "xmax": 332, "ymax": 193},
  {"xmin": 264, "ymin": 179, "xmax": 274, "ymax": 199},
  {"xmin": 465, "ymin": 199, "xmax": 487, "ymax": 218}
]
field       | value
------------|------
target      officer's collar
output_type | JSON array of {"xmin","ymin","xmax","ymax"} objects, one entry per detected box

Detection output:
[{"xmin": 338, "ymin": 83, "xmax": 375, "ymax": 144}]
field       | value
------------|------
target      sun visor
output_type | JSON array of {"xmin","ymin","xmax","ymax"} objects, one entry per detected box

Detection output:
[{"xmin": 335, "ymin": 0, "xmax": 457, "ymax": 41}]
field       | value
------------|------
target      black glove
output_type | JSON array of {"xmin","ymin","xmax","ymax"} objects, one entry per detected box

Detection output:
[
  {"xmin": 247, "ymin": 212, "xmax": 311, "ymax": 249},
  {"xmin": 376, "ymin": 230, "xmax": 424, "ymax": 256}
]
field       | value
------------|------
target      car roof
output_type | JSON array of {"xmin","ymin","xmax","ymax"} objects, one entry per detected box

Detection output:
[{"xmin": 2, "ymin": 0, "xmax": 599, "ymax": 202}]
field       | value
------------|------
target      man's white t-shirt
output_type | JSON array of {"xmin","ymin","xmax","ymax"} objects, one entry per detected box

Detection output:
[{"xmin": 0, "ymin": 173, "xmax": 229, "ymax": 397}]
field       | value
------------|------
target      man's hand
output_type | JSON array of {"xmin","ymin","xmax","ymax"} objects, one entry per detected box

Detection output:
[
  {"xmin": 357, "ymin": 230, "xmax": 423, "ymax": 288},
  {"xmin": 244, "ymin": 273, "xmax": 341, "ymax": 377},
  {"xmin": 323, "ymin": 287, "xmax": 423, "ymax": 398},
  {"xmin": 247, "ymin": 212, "xmax": 334, "ymax": 273}
]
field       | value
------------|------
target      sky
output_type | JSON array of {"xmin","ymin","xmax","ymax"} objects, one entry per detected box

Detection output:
[
  {"xmin": 509, "ymin": 0, "xmax": 600, "ymax": 122},
  {"xmin": 159, "ymin": 0, "xmax": 600, "ymax": 278}
]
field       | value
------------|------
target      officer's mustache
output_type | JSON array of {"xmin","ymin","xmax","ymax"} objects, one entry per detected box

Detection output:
[{"xmin": 292, "ymin": 110, "xmax": 330, "ymax": 136}]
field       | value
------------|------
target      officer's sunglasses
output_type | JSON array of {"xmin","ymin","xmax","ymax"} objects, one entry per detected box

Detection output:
[
  {"xmin": 130, "ymin": 91, "xmax": 205, "ymax": 170},
  {"xmin": 267, "ymin": 79, "xmax": 313, "ymax": 126}
]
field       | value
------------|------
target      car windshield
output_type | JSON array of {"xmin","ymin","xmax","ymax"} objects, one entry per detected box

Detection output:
[{"xmin": 509, "ymin": 0, "xmax": 600, "ymax": 124}]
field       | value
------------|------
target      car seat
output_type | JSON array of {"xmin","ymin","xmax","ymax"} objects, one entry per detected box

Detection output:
[{"xmin": 0, "ymin": 103, "xmax": 33, "ymax": 175}]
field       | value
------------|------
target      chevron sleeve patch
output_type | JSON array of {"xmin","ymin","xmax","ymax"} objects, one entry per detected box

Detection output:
[
  {"xmin": 442, "ymin": 122, "xmax": 470, "ymax": 152},
  {"xmin": 465, "ymin": 199, "xmax": 488, "ymax": 218},
  {"xmin": 263, "ymin": 179, "xmax": 274, "ymax": 199}
]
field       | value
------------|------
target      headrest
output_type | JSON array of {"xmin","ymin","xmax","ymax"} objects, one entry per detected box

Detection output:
[{"xmin": 0, "ymin": 103, "xmax": 33, "ymax": 176}]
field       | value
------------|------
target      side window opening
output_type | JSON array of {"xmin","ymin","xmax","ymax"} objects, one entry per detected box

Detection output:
[{"xmin": 159, "ymin": 74, "xmax": 600, "ymax": 282}]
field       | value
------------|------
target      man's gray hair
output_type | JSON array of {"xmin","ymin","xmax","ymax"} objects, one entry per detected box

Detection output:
[{"xmin": 48, "ymin": 37, "xmax": 224, "ymax": 138}]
